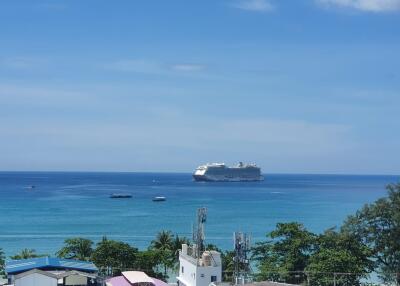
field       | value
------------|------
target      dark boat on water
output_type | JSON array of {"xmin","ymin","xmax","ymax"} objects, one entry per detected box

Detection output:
[{"xmin": 110, "ymin": 193, "xmax": 132, "ymax": 199}]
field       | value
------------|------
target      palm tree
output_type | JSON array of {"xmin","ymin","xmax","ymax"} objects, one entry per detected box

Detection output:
[
  {"xmin": 10, "ymin": 249, "xmax": 42, "ymax": 260},
  {"xmin": 172, "ymin": 235, "xmax": 190, "ymax": 261},
  {"xmin": 151, "ymin": 230, "xmax": 174, "ymax": 251},
  {"xmin": 56, "ymin": 237, "xmax": 93, "ymax": 261},
  {"xmin": 151, "ymin": 231, "xmax": 174, "ymax": 278}
]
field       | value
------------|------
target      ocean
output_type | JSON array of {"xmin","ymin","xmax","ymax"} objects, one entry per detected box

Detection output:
[{"xmin": 0, "ymin": 172, "xmax": 398, "ymax": 257}]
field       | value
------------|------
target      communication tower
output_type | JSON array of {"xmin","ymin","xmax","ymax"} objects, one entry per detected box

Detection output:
[
  {"xmin": 192, "ymin": 207, "xmax": 207, "ymax": 261},
  {"xmin": 233, "ymin": 232, "xmax": 252, "ymax": 285}
]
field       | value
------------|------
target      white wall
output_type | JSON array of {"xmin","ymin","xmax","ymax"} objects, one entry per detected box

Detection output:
[
  {"xmin": 178, "ymin": 256, "xmax": 222, "ymax": 286},
  {"xmin": 195, "ymin": 265, "xmax": 221, "ymax": 286},
  {"xmin": 15, "ymin": 273, "xmax": 57, "ymax": 286},
  {"xmin": 178, "ymin": 256, "xmax": 198, "ymax": 286}
]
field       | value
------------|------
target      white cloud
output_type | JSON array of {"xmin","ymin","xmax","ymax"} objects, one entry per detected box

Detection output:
[
  {"xmin": 232, "ymin": 0, "xmax": 274, "ymax": 12},
  {"xmin": 105, "ymin": 59, "xmax": 207, "ymax": 74},
  {"xmin": 317, "ymin": 0, "xmax": 400, "ymax": 12}
]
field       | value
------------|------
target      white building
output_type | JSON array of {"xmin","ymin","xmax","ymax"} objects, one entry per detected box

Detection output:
[
  {"xmin": 9, "ymin": 269, "xmax": 98, "ymax": 286},
  {"xmin": 14, "ymin": 269, "xmax": 58, "ymax": 286},
  {"xmin": 177, "ymin": 244, "xmax": 222, "ymax": 286}
]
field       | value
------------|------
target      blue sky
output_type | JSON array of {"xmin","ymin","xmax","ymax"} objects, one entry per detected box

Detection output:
[{"xmin": 0, "ymin": 0, "xmax": 399, "ymax": 174}]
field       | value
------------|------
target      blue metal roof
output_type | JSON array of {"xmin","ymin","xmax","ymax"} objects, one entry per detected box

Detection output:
[{"xmin": 5, "ymin": 257, "xmax": 98, "ymax": 274}]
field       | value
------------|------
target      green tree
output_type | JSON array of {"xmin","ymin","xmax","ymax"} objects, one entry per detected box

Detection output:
[
  {"xmin": 150, "ymin": 230, "xmax": 174, "ymax": 278},
  {"xmin": 252, "ymin": 222, "xmax": 316, "ymax": 284},
  {"xmin": 342, "ymin": 183, "xmax": 400, "ymax": 284},
  {"xmin": 0, "ymin": 248, "xmax": 5, "ymax": 278},
  {"xmin": 172, "ymin": 235, "xmax": 190, "ymax": 262},
  {"xmin": 56, "ymin": 237, "xmax": 94, "ymax": 261},
  {"xmin": 10, "ymin": 249, "xmax": 45, "ymax": 260},
  {"xmin": 135, "ymin": 250, "xmax": 164, "ymax": 280},
  {"xmin": 305, "ymin": 229, "xmax": 373, "ymax": 286},
  {"xmin": 92, "ymin": 237, "xmax": 138, "ymax": 276},
  {"xmin": 221, "ymin": 250, "xmax": 235, "ymax": 282}
]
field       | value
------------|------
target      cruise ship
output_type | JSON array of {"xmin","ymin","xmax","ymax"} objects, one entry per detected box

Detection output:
[{"xmin": 193, "ymin": 162, "xmax": 264, "ymax": 182}]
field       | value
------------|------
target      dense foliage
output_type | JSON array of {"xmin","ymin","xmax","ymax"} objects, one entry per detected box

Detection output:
[
  {"xmin": 252, "ymin": 222, "xmax": 316, "ymax": 284},
  {"xmin": 91, "ymin": 237, "xmax": 139, "ymax": 276},
  {"xmin": 150, "ymin": 230, "xmax": 174, "ymax": 277},
  {"xmin": 10, "ymin": 248, "xmax": 45, "ymax": 260},
  {"xmin": 0, "ymin": 248, "xmax": 5, "ymax": 277},
  {"xmin": 305, "ymin": 228, "xmax": 373, "ymax": 286},
  {"xmin": 149, "ymin": 231, "xmax": 192, "ymax": 279},
  {"xmin": 55, "ymin": 231, "xmax": 189, "ymax": 279},
  {"xmin": 253, "ymin": 183, "xmax": 400, "ymax": 285},
  {"xmin": 57, "ymin": 237, "xmax": 94, "ymax": 261},
  {"xmin": 253, "ymin": 223, "xmax": 373, "ymax": 285},
  {"xmin": 342, "ymin": 183, "xmax": 400, "ymax": 284}
]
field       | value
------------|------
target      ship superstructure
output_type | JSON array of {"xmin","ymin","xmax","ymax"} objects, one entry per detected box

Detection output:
[{"xmin": 193, "ymin": 162, "xmax": 263, "ymax": 182}]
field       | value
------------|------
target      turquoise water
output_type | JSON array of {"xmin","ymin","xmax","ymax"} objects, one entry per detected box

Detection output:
[{"xmin": 0, "ymin": 172, "xmax": 398, "ymax": 257}]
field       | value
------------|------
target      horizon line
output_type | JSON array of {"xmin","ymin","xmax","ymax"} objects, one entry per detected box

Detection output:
[{"xmin": 0, "ymin": 170, "xmax": 399, "ymax": 177}]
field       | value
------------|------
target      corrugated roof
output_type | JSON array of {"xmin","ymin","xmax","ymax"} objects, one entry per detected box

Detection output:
[
  {"xmin": 5, "ymin": 257, "xmax": 98, "ymax": 274},
  {"xmin": 122, "ymin": 271, "xmax": 154, "ymax": 284}
]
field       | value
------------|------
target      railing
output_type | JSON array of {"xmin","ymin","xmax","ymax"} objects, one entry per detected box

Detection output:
[
  {"xmin": 95, "ymin": 268, "xmax": 400, "ymax": 286},
  {"xmin": 221, "ymin": 270, "xmax": 400, "ymax": 286}
]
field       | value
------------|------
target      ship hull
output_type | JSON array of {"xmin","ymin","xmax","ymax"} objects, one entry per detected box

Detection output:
[
  {"xmin": 193, "ymin": 162, "xmax": 264, "ymax": 182},
  {"xmin": 193, "ymin": 174, "xmax": 264, "ymax": 182}
]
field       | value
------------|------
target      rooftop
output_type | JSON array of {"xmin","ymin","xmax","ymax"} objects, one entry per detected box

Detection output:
[
  {"xmin": 5, "ymin": 257, "xmax": 98, "ymax": 274},
  {"xmin": 106, "ymin": 271, "xmax": 169, "ymax": 286}
]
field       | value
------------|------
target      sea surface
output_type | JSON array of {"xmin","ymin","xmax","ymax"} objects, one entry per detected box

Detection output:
[{"xmin": 0, "ymin": 172, "xmax": 398, "ymax": 257}]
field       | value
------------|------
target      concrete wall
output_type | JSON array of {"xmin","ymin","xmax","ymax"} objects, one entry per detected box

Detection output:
[
  {"xmin": 65, "ymin": 274, "xmax": 88, "ymax": 285},
  {"xmin": 195, "ymin": 265, "xmax": 221, "ymax": 286},
  {"xmin": 15, "ymin": 273, "xmax": 57, "ymax": 286}
]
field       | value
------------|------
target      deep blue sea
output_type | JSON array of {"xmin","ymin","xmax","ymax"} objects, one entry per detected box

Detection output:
[{"xmin": 0, "ymin": 172, "xmax": 398, "ymax": 257}]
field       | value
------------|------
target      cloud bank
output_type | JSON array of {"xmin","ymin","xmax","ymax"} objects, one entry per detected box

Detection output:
[{"xmin": 317, "ymin": 0, "xmax": 400, "ymax": 12}]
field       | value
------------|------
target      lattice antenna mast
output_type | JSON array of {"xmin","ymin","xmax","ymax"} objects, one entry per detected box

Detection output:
[
  {"xmin": 193, "ymin": 207, "xmax": 207, "ymax": 261},
  {"xmin": 233, "ymin": 232, "xmax": 252, "ymax": 285}
]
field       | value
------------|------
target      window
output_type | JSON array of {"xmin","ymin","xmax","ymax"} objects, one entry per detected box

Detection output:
[
  {"xmin": 200, "ymin": 274, "xmax": 205, "ymax": 278},
  {"xmin": 211, "ymin": 276, "xmax": 217, "ymax": 282},
  {"xmin": 181, "ymin": 266, "xmax": 184, "ymax": 273}
]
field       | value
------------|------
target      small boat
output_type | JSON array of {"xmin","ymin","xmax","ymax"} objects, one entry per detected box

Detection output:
[
  {"xmin": 152, "ymin": 196, "xmax": 166, "ymax": 202},
  {"xmin": 110, "ymin": 193, "xmax": 132, "ymax": 199}
]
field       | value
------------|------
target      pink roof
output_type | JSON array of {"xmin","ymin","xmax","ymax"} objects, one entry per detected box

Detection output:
[
  {"xmin": 106, "ymin": 272, "xmax": 169, "ymax": 286},
  {"xmin": 152, "ymin": 278, "xmax": 169, "ymax": 286},
  {"xmin": 107, "ymin": 276, "xmax": 131, "ymax": 286}
]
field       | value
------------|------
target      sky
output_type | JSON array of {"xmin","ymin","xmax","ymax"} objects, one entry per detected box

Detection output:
[{"xmin": 0, "ymin": 0, "xmax": 399, "ymax": 174}]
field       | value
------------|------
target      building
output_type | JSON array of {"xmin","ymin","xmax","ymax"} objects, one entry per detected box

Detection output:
[
  {"xmin": 106, "ymin": 271, "xmax": 168, "ymax": 286},
  {"xmin": 5, "ymin": 257, "xmax": 100, "ymax": 286},
  {"xmin": 176, "ymin": 244, "xmax": 222, "ymax": 286}
]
